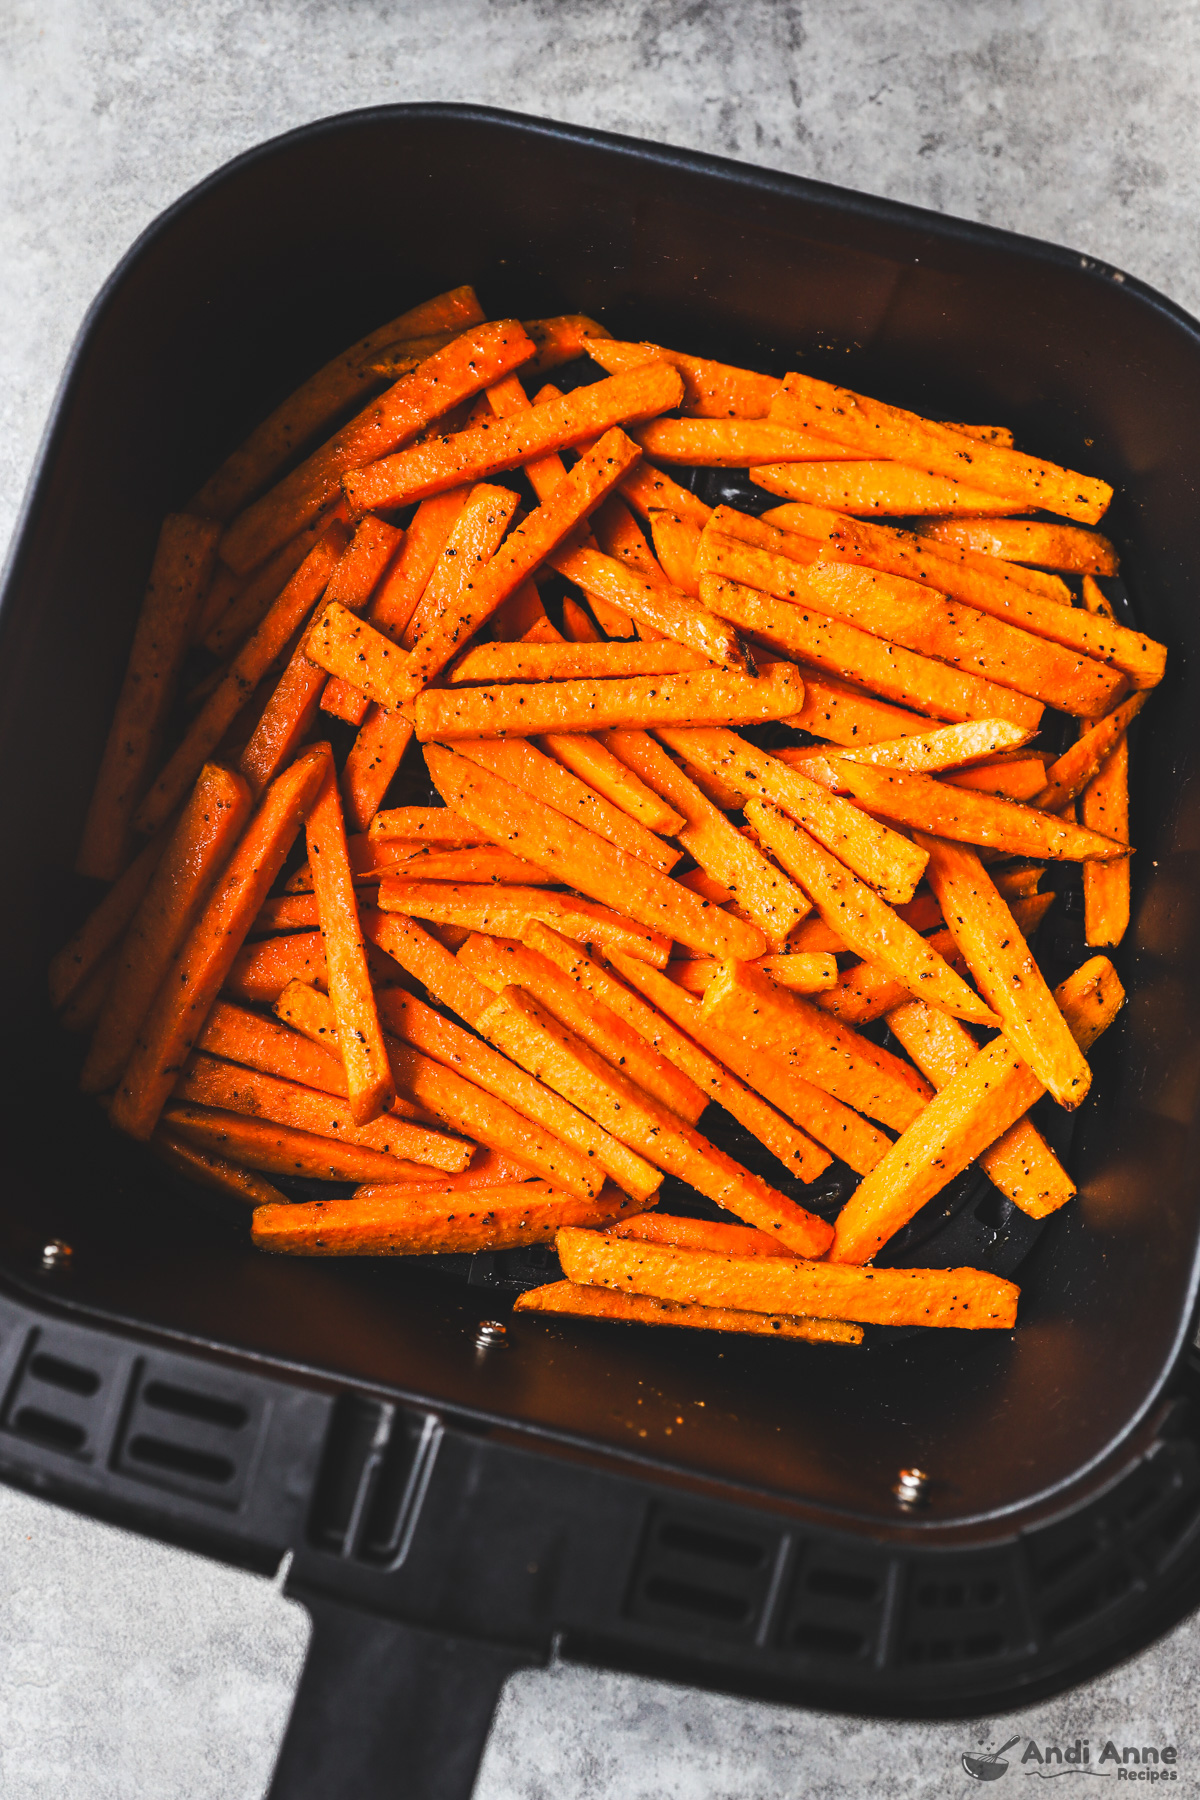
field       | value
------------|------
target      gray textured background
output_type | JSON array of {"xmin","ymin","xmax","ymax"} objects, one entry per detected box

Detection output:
[{"xmin": 3, "ymin": 1, "xmax": 1200, "ymax": 1794}]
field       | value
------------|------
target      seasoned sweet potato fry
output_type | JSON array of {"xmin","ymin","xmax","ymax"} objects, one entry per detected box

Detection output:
[
  {"xmin": 658, "ymin": 728, "xmax": 929, "ymax": 906},
  {"xmin": 305, "ymin": 760, "xmax": 394, "ymax": 1123},
  {"xmin": 198, "ymin": 997, "xmax": 396, "ymax": 1107},
  {"xmin": 225, "ymin": 930, "xmax": 329, "ymax": 1002},
  {"xmin": 367, "ymin": 807, "xmax": 487, "ymax": 847},
  {"xmin": 584, "ymin": 337, "xmax": 784, "ymax": 418},
  {"xmin": 81, "ymin": 764, "xmax": 253, "ymax": 1093},
  {"xmin": 76, "ymin": 515, "xmax": 222, "ymax": 878},
  {"xmin": 743, "ymin": 799, "xmax": 996, "ymax": 1024},
  {"xmin": 609, "ymin": 950, "xmax": 889, "ymax": 1176},
  {"xmin": 786, "ymin": 672, "xmax": 927, "ymax": 746},
  {"xmin": 822, "ymin": 759, "xmax": 1127, "ymax": 862},
  {"xmin": 415, "ymin": 661, "xmax": 806, "ymax": 742},
  {"xmin": 635, "ymin": 418, "xmax": 846, "ymax": 464},
  {"xmin": 151, "ymin": 1127, "xmax": 290, "ymax": 1207},
  {"xmin": 920, "ymin": 518, "xmax": 1119, "ymax": 576},
  {"xmin": 539, "ymin": 733, "xmax": 686, "ymax": 837},
  {"xmin": 618, "ymin": 460, "xmax": 713, "ymax": 527},
  {"xmin": 1079, "ymin": 581, "xmax": 1132, "ymax": 946},
  {"xmin": 364, "ymin": 846, "xmax": 551, "ymax": 885},
  {"xmin": 667, "ymin": 954, "xmax": 839, "ymax": 996},
  {"xmin": 345, "ymin": 365, "xmax": 682, "ymax": 511},
  {"xmin": 135, "ymin": 522, "xmax": 350, "ymax": 836},
  {"xmin": 526, "ymin": 926, "xmax": 833, "ymax": 1184},
  {"xmin": 339, "ymin": 705, "xmax": 414, "ymax": 836},
  {"xmin": 163, "ymin": 1101, "xmax": 453, "ymax": 1185},
  {"xmin": 837, "ymin": 718, "xmax": 1032, "ymax": 772},
  {"xmin": 771, "ymin": 372, "xmax": 1112, "ymax": 524},
  {"xmin": 556, "ymin": 1229, "xmax": 1020, "ymax": 1329},
  {"xmin": 220, "ymin": 321, "xmax": 534, "ymax": 573},
  {"xmin": 477, "ymin": 987, "xmax": 834, "ymax": 1256},
  {"xmin": 456, "ymin": 933, "xmax": 709, "ymax": 1122},
  {"xmin": 252, "ymin": 1177, "xmax": 643, "ymax": 1255},
  {"xmin": 829, "ymin": 957, "xmax": 1124, "ymax": 1262},
  {"xmin": 424, "ymin": 744, "xmax": 766, "ymax": 959},
  {"xmin": 515, "ymin": 1280, "xmax": 863, "ymax": 1342},
  {"xmin": 377, "ymin": 879, "xmax": 671, "ymax": 968},
  {"xmin": 401, "ymin": 482, "xmax": 523, "ymax": 652},
  {"xmin": 648, "ymin": 513, "xmax": 703, "ymax": 598},
  {"xmin": 190, "ymin": 285, "xmax": 484, "ymax": 522},
  {"xmin": 885, "ymin": 998, "xmax": 1074, "ymax": 1219},
  {"xmin": 698, "ymin": 575, "xmax": 1042, "ymax": 731},
  {"xmin": 303, "ymin": 599, "xmax": 416, "ymax": 711},
  {"xmin": 751, "ymin": 460, "xmax": 1026, "ymax": 517},
  {"xmin": 50, "ymin": 832, "xmax": 171, "ymax": 1010},
  {"xmin": 551, "ymin": 543, "xmax": 746, "ymax": 666},
  {"xmin": 942, "ymin": 757, "xmax": 1049, "ymax": 801},
  {"xmin": 360, "ymin": 913, "xmax": 495, "ymax": 1025},
  {"xmin": 449, "ymin": 641, "xmax": 711, "ymax": 682},
  {"xmin": 919, "ymin": 834, "xmax": 1090, "ymax": 1109},
  {"xmin": 1032, "ymin": 691, "xmax": 1146, "ymax": 813},
  {"xmin": 111, "ymin": 744, "xmax": 331, "ymax": 1138},
  {"xmin": 203, "ymin": 501, "xmax": 353, "ymax": 658},
  {"xmin": 610, "ymin": 1214, "xmax": 796, "ymax": 1258}
]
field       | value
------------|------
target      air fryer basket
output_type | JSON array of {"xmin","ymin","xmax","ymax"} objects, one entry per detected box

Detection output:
[{"xmin": 3, "ymin": 105, "xmax": 1200, "ymax": 1797}]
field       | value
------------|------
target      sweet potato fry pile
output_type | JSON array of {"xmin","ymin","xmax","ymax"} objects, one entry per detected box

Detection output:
[{"xmin": 54, "ymin": 286, "xmax": 1159, "ymax": 1352}]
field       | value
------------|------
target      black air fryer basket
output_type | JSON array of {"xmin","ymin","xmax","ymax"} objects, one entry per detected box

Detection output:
[{"xmin": 3, "ymin": 106, "xmax": 1200, "ymax": 1800}]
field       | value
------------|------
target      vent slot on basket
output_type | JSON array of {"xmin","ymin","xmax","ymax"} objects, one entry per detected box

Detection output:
[
  {"xmin": 308, "ymin": 1395, "xmax": 439, "ymax": 1567},
  {"xmin": 113, "ymin": 1360, "xmax": 262, "ymax": 1508},
  {"xmin": 2, "ymin": 1330, "xmax": 127, "ymax": 1463},
  {"xmin": 899, "ymin": 1554, "xmax": 1029, "ymax": 1666},
  {"xmin": 625, "ymin": 1504, "xmax": 784, "ymax": 1644},
  {"xmin": 781, "ymin": 1550, "xmax": 891, "ymax": 1663}
]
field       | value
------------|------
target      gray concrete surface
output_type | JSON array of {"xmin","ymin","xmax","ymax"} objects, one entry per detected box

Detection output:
[{"xmin": 3, "ymin": 0, "xmax": 1200, "ymax": 1793}]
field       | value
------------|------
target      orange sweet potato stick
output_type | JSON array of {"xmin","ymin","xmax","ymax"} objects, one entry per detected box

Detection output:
[
  {"xmin": 648, "ymin": 512, "xmax": 703, "ymax": 597},
  {"xmin": 376, "ymin": 879, "xmax": 672, "ymax": 968},
  {"xmin": 1031, "ymin": 691, "xmax": 1146, "ymax": 813},
  {"xmin": 343, "ymin": 364, "xmax": 684, "ymax": 512},
  {"xmin": 151, "ymin": 1126, "xmax": 291, "ymax": 1207},
  {"xmin": 916, "ymin": 517, "xmax": 1119, "ymax": 576},
  {"xmin": 238, "ymin": 517, "xmax": 401, "ymax": 793},
  {"xmin": 399, "ymin": 483, "xmax": 522, "ymax": 651},
  {"xmin": 618, "ymin": 460, "xmax": 712, "ymax": 528},
  {"xmin": 538, "ymin": 733, "xmax": 686, "ymax": 837},
  {"xmin": 59, "ymin": 950, "xmax": 118, "ymax": 1033},
  {"xmin": 224, "ymin": 930, "xmax": 328, "ymax": 1002},
  {"xmin": 134, "ymin": 520, "xmax": 350, "ymax": 835},
  {"xmin": 339, "ymin": 705, "xmax": 414, "ymax": 836},
  {"xmin": 447, "ymin": 641, "xmax": 711, "ymax": 682},
  {"xmin": 1079, "ymin": 577, "xmax": 1132, "ymax": 946},
  {"xmin": 220, "ymin": 320, "xmax": 535, "ymax": 574},
  {"xmin": 750, "ymin": 460, "xmax": 1027, "ymax": 517},
  {"xmin": 202, "ymin": 501, "xmax": 351, "ymax": 658},
  {"xmin": 584, "ymin": 338, "xmax": 783, "ymax": 419},
  {"xmin": 305, "ymin": 759, "xmax": 394, "ymax": 1124},
  {"xmin": 162, "ymin": 1101, "xmax": 446, "ymax": 1185},
  {"xmin": 190, "ymin": 286, "xmax": 484, "ymax": 522},
  {"xmin": 550, "ymin": 543, "xmax": 748, "ymax": 666},
  {"xmin": 111, "ymin": 742, "xmax": 331, "ymax": 1138},
  {"xmin": 771, "ymin": 371, "xmax": 1112, "ymax": 523},
  {"xmin": 513, "ymin": 1281, "xmax": 864, "ymax": 1342},
  {"xmin": 639, "ymin": 418, "xmax": 852, "ymax": 464},
  {"xmin": 76, "ymin": 515, "xmax": 222, "ymax": 878},
  {"xmin": 784, "ymin": 671, "xmax": 927, "ymax": 746},
  {"xmin": 49, "ymin": 832, "xmax": 172, "ymax": 1010},
  {"xmin": 81, "ymin": 763, "xmax": 253, "ymax": 1093},
  {"xmin": 609, "ymin": 1212, "xmax": 797, "ymax": 1259}
]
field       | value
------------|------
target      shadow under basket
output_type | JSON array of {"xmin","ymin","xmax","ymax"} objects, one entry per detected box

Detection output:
[{"xmin": 3, "ymin": 104, "xmax": 1200, "ymax": 1799}]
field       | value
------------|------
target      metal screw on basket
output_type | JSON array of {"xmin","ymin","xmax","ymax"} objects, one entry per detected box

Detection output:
[
  {"xmin": 40, "ymin": 1240, "xmax": 72, "ymax": 1272},
  {"xmin": 474, "ymin": 1320, "xmax": 508, "ymax": 1352},
  {"xmin": 894, "ymin": 1467, "xmax": 930, "ymax": 1508}
]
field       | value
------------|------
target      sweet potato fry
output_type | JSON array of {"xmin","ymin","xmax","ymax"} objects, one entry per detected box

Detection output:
[
  {"xmin": 919, "ymin": 833, "xmax": 1090, "ymax": 1109},
  {"xmin": 304, "ymin": 601, "xmax": 418, "ymax": 711},
  {"xmin": 250, "ymin": 889, "xmax": 313, "ymax": 933},
  {"xmin": 837, "ymin": 718, "xmax": 1032, "ymax": 772},
  {"xmin": 198, "ymin": 997, "xmax": 398, "ymax": 1107},
  {"xmin": 163, "ymin": 1101, "xmax": 446, "ymax": 1185},
  {"xmin": 556, "ymin": 1229, "xmax": 1019, "ymax": 1329},
  {"xmin": 415, "ymin": 662, "xmax": 806, "ymax": 742},
  {"xmin": 751, "ymin": 460, "xmax": 1027, "ymax": 517},
  {"xmin": 252, "ymin": 1177, "xmax": 643, "ymax": 1256},
  {"xmin": 377, "ymin": 880, "xmax": 673, "ymax": 969},
  {"xmin": 701, "ymin": 529, "xmax": 1124, "ymax": 717},
  {"xmin": 202, "ymin": 501, "xmax": 352, "ymax": 659},
  {"xmin": 591, "ymin": 492, "xmax": 667, "ymax": 602},
  {"xmin": 285, "ymin": 830, "xmax": 453, "ymax": 891},
  {"xmin": 424, "ymin": 744, "xmax": 766, "ymax": 960},
  {"xmin": 339, "ymin": 705, "xmax": 414, "ymax": 836},
  {"xmin": 351, "ymin": 1150, "xmax": 534, "ymax": 1194},
  {"xmin": 344, "ymin": 365, "xmax": 683, "ymax": 512},
  {"xmin": 635, "ymin": 418, "xmax": 846, "ymax": 465},
  {"xmin": 648, "ymin": 513, "xmax": 703, "ymax": 598},
  {"xmin": 81, "ymin": 764, "xmax": 253, "ymax": 1093},
  {"xmin": 428, "ymin": 735, "xmax": 680, "ymax": 872},
  {"xmin": 275, "ymin": 977, "xmax": 601, "ymax": 1196},
  {"xmin": 753, "ymin": 500, "xmax": 1164, "ymax": 689},
  {"xmin": 514, "ymin": 1280, "xmax": 863, "ymax": 1342},
  {"xmin": 583, "ymin": 338, "xmax": 784, "ymax": 419},
  {"xmin": 1032, "ymin": 691, "xmax": 1146, "ymax": 813},
  {"xmin": 608, "ymin": 950, "xmax": 889, "ymax": 1176},
  {"xmin": 829, "ymin": 956, "xmax": 1124, "ymax": 1262},
  {"xmin": 76, "ymin": 515, "xmax": 222, "ymax": 878},
  {"xmin": 360, "ymin": 912, "xmax": 494, "ymax": 1024},
  {"xmin": 399, "ymin": 429, "xmax": 644, "ymax": 701},
  {"xmin": 911, "ymin": 535, "xmax": 1074, "ymax": 605},
  {"xmin": 111, "ymin": 743, "xmax": 331, "ymax": 1137},
  {"xmin": 370, "ymin": 981, "xmax": 652, "ymax": 1200},
  {"xmin": 667, "ymin": 954, "xmax": 839, "ymax": 996},
  {"xmin": 610, "ymin": 1214, "xmax": 796, "ymax": 1258},
  {"xmin": 151, "ymin": 1127, "xmax": 290, "ymax": 1207},
  {"xmin": 618, "ymin": 460, "xmax": 713, "ymax": 528},
  {"xmin": 456, "ymin": 933, "xmax": 709, "ymax": 1122},
  {"xmin": 809, "ymin": 931, "xmax": 960, "ymax": 1026},
  {"xmin": 401, "ymin": 482, "xmax": 523, "ymax": 653},
  {"xmin": 220, "ymin": 321, "xmax": 534, "ymax": 574},
  {"xmin": 478, "ymin": 987, "xmax": 834, "ymax": 1256},
  {"xmin": 190, "ymin": 286, "xmax": 483, "ymax": 522},
  {"xmin": 551, "ymin": 543, "xmax": 746, "ymax": 667},
  {"xmin": 50, "ymin": 833, "xmax": 171, "ymax": 1010},
  {"xmin": 743, "ymin": 798, "xmax": 996, "ymax": 1024},
  {"xmin": 366, "ymin": 846, "xmax": 552, "ymax": 885},
  {"xmin": 586, "ymin": 726, "xmax": 811, "ymax": 948},
  {"xmin": 658, "ymin": 728, "xmax": 929, "ymax": 906},
  {"xmin": 1079, "ymin": 581, "xmax": 1132, "ymax": 946},
  {"xmin": 823, "ymin": 759, "xmax": 1127, "ymax": 862},
  {"xmin": 698, "ymin": 575, "xmax": 1043, "ymax": 731},
  {"xmin": 526, "ymin": 926, "xmax": 833, "ymax": 1184},
  {"xmin": 305, "ymin": 760, "xmax": 394, "ymax": 1123},
  {"xmin": 175, "ymin": 1052, "xmax": 468, "ymax": 1168},
  {"xmin": 134, "ymin": 522, "xmax": 350, "ymax": 836},
  {"xmin": 225, "ymin": 931, "xmax": 328, "ymax": 1002},
  {"xmin": 560, "ymin": 597, "xmax": 603, "ymax": 643},
  {"xmin": 368, "ymin": 807, "xmax": 487, "ymax": 847},
  {"xmin": 942, "ymin": 757, "xmax": 1049, "ymax": 801},
  {"xmin": 920, "ymin": 518, "xmax": 1119, "ymax": 576},
  {"xmin": 771, "ymin": 372, "xmax": 1112, "ymax": 524},
  {"xmin": 538, "ymin": 733, "xmax": 687, "ymax": 838},
  {"xmin": 884, "ymin": 997, "xmax": 1074, "ymax": 1219},
  {"xmin": 786, "ymin": 672, "xmax": 927, "ymax": 747},
  {"xmin": 447, "ymin": 641, "xmax": 712, "ymax": 683}
]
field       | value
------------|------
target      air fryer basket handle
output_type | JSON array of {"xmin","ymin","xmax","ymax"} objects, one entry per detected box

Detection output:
[{"xmin": 267, "ymin": 1589, "xmax": 534, "ymax": 1800}]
